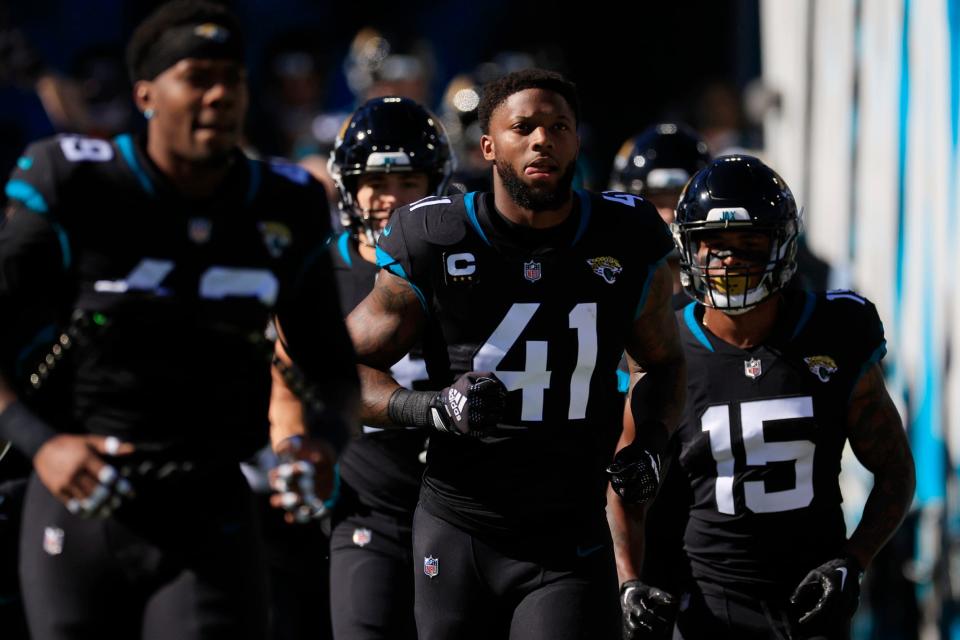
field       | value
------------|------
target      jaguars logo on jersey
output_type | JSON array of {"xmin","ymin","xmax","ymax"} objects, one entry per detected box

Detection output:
[
  {"xmin": 804, "ymin": 355, "xmax": 838, "ymax": 382},
  {"xmin": 586, "ymin": 256, "xmax": 623, "ymax": 284},
  {"xmin": 258, "ymin": 221, "xmax": 292, "ymax": 258}
]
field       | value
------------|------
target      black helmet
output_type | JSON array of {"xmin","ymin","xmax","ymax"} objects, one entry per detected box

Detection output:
[
  {"xmin": 673, "ymin": 154, "xmax": 800, "ymax": 313},
  {"xmin": 329, "ymin": 96, "xmax": 454, "ymax": 241},
  {"xmin": 608, "ymin": 123, "xmax": 710, "ymax": 195}
]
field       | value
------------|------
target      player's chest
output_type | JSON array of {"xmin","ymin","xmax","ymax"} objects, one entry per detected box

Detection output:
[
  {"xmin": 70, "ymin": 195, "xmax": 298, "ymax": 305},
  {"xmin": 679, "ymin": 350, "xmax": 850, "ymax": 470},
  {"xmin": 429, "ymin": 243, "xmax": 642, "ymax": 320}
]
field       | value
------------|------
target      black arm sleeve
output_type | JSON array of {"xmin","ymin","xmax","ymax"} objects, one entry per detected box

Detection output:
[{"xmin": 0, "ymin": 203, "xmax": 69, "ymax": 456}]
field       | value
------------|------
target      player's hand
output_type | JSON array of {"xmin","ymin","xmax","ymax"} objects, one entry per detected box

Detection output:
[
  {"xmin": 429, "ymin": 371, "xmax": 507, "ymax": 436},
  {"xmin": 607, "ymin": 439, "xmax": 662, "ymax": 505},
  {"xmin": 789, "ymin": 556, "xmax": 862, "ymax": 629},
  {"xmin": 620, "ymin": 579, "xmax": 677, "ymax": 639},
  {"xmin": 269, "ymin": 435, "xmax": 337, "ymax": 524},
  {"xmin": 33, "ymin": 434, "xmax": 135, "ymax": 518}
]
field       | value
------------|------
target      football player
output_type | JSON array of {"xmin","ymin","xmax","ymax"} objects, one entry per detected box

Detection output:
[
  {"xmin": 345, "ymin": 68, "xmax": 687, "ymax": 639},
  {"xmin": 609, "ymin": 122, "xmax": 710, "ymax": 303},
  {"xmin": 0, "ymin": 2, "xmax": 358, "ymax": 638},
  {"xmin": 269, "ymin": 95, "xmax": 453, "ymax": 640},
  {"xmin": 608, "ymin": 155, "xmax": 915, "ymax": 639},
  {"xmin": 609, "ymin": 123, "xmax": 712, "ymax": 397}
]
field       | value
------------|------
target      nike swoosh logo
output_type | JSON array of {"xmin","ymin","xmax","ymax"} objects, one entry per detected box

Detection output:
[
  {"xmin": 837, "ymin": 567, "xmax": 848, "ymax": 590},
  {"xmin": 382, "ymin": 225, "xmax": 393, "ymax": 237},
  {"xmin": 576, "ymin": 544, "xmax": 604, "ymax": 558}
]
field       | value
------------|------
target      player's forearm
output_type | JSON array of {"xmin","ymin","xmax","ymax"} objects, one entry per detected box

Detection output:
[
  {"xmin": 845, "ymin": 457, "xmax": 915, "ymax": 568},
  {"xmin": 645, "ymin": 356, "xmax": 686, "ymax": 433},
  {"xmin": 629, "ymin": 356, "xmax": 686, "ymax": 452},
  {"xmin": 356, "ymin": 363, "xmax": 403, "ymax": 427},
  {"xmin": 607, "ymin": 485, "xmax": 646, "ymax": 585},
  {"xmin": 269, "ymin": 366, "xmax": 308, "ymax": 449},
  {"xmin": 844, "ymin": 365, "xmax": 916, "ymax": 568}
]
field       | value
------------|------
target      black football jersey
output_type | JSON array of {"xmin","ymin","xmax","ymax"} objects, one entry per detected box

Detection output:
[
  {"xmin": 674, "ymin": 289, "xmax": 886, "ymax": 593},
  {"xmin": 329, "ymin": 230, "xmax": 429, "ymax": 516},
  {"xmin": 0, "ymin": 133, "xmax": 352, "ymax": 460},
  {"xmin": 376, "ymin": 189, "xmax": 674, "ymax": 543}
]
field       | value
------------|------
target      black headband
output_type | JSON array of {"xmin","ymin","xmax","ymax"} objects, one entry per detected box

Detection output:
[{"xmin": 135, "ymin": 22, "xmax": 244, "ymax": 81}]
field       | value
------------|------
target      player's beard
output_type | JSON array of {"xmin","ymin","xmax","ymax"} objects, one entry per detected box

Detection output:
[{"xmin": 496, "ymin": 158, "xmax": 576, "ymax": 212}]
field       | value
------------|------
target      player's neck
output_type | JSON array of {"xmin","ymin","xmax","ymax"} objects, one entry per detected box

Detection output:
[
  {"xmin": 492, "ymin": 174, "xmax": 573, "ymax": 229},
  {"xmin": 702, "ymin": 294, "xmax": 782, "ymax": 349},
  {"xmin": 146, "ymin": 135, "xmax": 233, "ymax": 199}
]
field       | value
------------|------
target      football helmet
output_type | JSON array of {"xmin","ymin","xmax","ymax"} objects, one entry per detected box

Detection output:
[
  {"xmin": 329, "ymin": 96, "xmax": 454, "ymax": 243},
  {"xmin": 673, "ymin": 154, "xmax": 800, "ymax": 313},
  {"xmin": 608, "ymin": 123, "xmax": 710, "ymax": 195}
]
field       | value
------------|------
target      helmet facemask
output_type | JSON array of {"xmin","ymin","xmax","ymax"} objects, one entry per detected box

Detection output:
[
  {"xmin": 329, "ymin": 164, "xmax": 405, "ymax": 247},
  {"xmin": 674, "ymin": 218, "xmax": 799, "ymax": 315}
]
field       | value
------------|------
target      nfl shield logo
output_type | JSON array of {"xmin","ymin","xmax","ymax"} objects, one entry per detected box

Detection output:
[
  {"xmin": 352, "ymin": 528, "xmax": 372, "ymax": 548},
  {"xmin": 744, "ymin": 358, "xmax": 762, "ymax": 379},
  {"xmin": 423, "ymin": 555, "xmax": 439, "ymax": 578},
  {"xmin": 43, "ymin": 526, "xmax": 64, "ymax": 556},
  {"xmin": 523, "ymin": 261, "xmax": 542, "ymax": 282},
  {"xmin": 188, "ymin": 218, "xmax": 212, "ymax": 244}
]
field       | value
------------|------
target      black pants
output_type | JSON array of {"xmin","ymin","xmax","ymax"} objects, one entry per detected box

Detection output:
[
  {"xmin": 329, "ymin": 506, "xmax": 417, "ymax": 640},
  {"xmin": 674, "ymin": 580, "xmax": 851, "ymax": 640},
  {"xmin": 412, "ymin": 505, "xmax": 619, "ymax": 640},
  {"xmin": 0, "ymin": 478, "xmax": 28, "ymax": 640},
  {"xmin": 19, "ymin": 465, "xmax": 268, "ymax": 640},
  {"xmin": 255, "ymin": 496, "xmax": 332, "ymax": 640}
]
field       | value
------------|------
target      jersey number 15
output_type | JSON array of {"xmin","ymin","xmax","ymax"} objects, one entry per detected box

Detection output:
[{"xmin": 701, "ymin": 396, "xmax": 816, "ymax": 515}]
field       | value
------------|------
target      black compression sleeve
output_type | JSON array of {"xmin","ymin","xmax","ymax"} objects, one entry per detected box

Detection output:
[
  {"xmin": 629, "ymin": 374, "xmax": 669, "ymax": 454},
  {"xmin": 0, "ymin": 401, "xmax": 58, "ymax": 459},
  {"xmin": 387, "ymin": 388, "xmax": 435, "ymax": 428}
]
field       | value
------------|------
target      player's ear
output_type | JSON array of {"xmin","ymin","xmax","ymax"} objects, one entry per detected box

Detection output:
[
  {"xmin": 133, "ymin": 80, "xmax": 153, "ymax": 115},
  {"xmin": 480, "ymin": 134, "xmax": 495, "ymax": 162}
]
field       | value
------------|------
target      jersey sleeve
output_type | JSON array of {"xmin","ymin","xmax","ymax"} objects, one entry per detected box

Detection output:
[
  {"xmin": 374, "ymin": 204, "xmax": 432, "ymax": 312},
  {"xmin": 636, "ymin": 199, "xmax": 675, "ymax": 265},
  {"xmin": 5, "ymin": 139, "xmax": 64, "ymax": 215},
  {"xmin": 823, "ymin": 290, "xmax": 886, "ymax": 383},
  {"xmin": 598, "ymin": 191, "xmax": 675, "ymax": 265},
  {"xmin": 0, "ymin": 139, "xmax": 74, "ymax": 389}
]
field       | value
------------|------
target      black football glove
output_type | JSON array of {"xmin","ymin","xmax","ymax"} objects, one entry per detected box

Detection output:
[
  {"xmin": 607, "ymin": 440, "xmax": 662, "ymax": 505},
  {"xmin": 789, "ymin": 556, "xmax": 862, "ymax": 630},
  {"xmin": 429, "ymin": 371, "xmax": 507, "ymax": 436},
  {"xmin": 620, "ymin": 579, "xmax": 677, "ymax": 639}
]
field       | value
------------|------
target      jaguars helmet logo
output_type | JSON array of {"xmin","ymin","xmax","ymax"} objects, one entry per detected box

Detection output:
[
  {"xmin": 194, "ymin": 23, "xmax": 230, "ymax": 43},
  {"xmin": 587, "ymin": 256, "xmax": 623, "ymax": 284},
  {"xmin": 804, "ymin": 355, "xmax": 838, "ymax": 383}
]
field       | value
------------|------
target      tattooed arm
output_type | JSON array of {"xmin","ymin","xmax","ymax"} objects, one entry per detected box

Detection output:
[
  {"xmin": 345, "ymin": 270, "xmax": 426, "ymax": 427},
  {"xmin": 623, "ymin": 261, "xmax": 687, "ymax": 447},
  {"xmin": 609, "ymin": 262, "xmax": 686, "ymax": 578},
  {"xmin": 844, "ymin": 364, "xmax": 915, "ymax": 568}
]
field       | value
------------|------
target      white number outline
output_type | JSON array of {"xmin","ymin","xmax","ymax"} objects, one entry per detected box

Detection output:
[
  {"xmin": 473, "ymin": 302, "xmax": 598, "ymax": 421},
  {"xmin": 601, "ymin": 191, "xmax": 644, "ymax": 208},
  {"xmin": 59, "ymin": 136, "xmax": 113, "ymax": 162},
  {"xmin": 94, "ymin": 258, "xmax": 279, "ymax": 305},
  {"xmin": 701, "ymin": 396, "xmax": 816, "ymax": 515}
]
